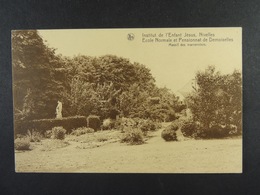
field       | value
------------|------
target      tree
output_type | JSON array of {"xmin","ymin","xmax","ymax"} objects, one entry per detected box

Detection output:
[
  {"xmin": 62, "ymin": 54, "xmax": 159, "ymax": 119},
  {"xmin": 186, "ymin": 66, "xmax": 242, "ymax": 133},
  {"xmin": 118, "ymin": 83, "xmax": 150, "ymax": 118},
  {"xmin": 12, "ymin": 30, "xmax": 64, "ymax": 120},
  {"xmin": 62, "ymin": 77, "xmax": 96, "ymax": 116}
]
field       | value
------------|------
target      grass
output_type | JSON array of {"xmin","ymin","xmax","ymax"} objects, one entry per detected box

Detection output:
[
  {"xmin": 66, "ymin": 129, "xmax": 121, "ymax": 144},
  {"xmin": 39, "ymin": 139, "xmax": 70, "ymax": 151}
]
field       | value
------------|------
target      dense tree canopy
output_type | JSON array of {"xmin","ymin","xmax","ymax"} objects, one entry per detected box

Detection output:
[
  {"xmin": 186, "ymin": 66, "xmax": 242, "ymax": 132},
  {"xmin": 61, "ymin": 54, "xmax": 182, "ymax": 120},
  {"xmin": 12, "ymin": 30, "xmax": 184, "ymax": 122},
  {"xmin": 12, "ymin": 30, "xmax": 64, "ymax": 120}
]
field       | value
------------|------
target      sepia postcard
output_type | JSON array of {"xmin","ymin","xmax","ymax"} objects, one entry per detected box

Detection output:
[{"xmin": 12, "ymin": 28, "xmax": 242, "ymax": 173}]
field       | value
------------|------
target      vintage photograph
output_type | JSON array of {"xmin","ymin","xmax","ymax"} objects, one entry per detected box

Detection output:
[{"xmin": 12, "ymin": 28, "xmax": 242, "ymax": 173}]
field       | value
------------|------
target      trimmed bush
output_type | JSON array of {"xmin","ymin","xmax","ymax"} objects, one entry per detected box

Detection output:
[
  {"xmin": 161, "ymin": 129, "xmax": 177, "ymax": 141},
  {"xmin": 52, "ymin": 126, "xmax": 66, "ymax": 140},
  {"xmin": 87, "ymin": 115, "xmax": 101, "ymax": 131},
  {"xmin": 14, "ymin": 116, "xmax": 87, "ymax": 135},
  {"xmin": 70, "ymin": 127, "xmax": 94, "ymax": 136},
  {"xmin": 167, "ymin": 123, "xmax": 179, "ymax": 131},
  {"xmin": 15, "ymin": 138, "xmax": 30, "ymax": 150},
  {"xmin": 121, "ymin": 127, "xmax": 144, "ymax": 145},
  {"xmin": 197, "ymin": 125, "xmax": 231, "ymax": 139},
  {"xmin": 181, "ymin": 121, "xmax": 197, "ymax": 137},
  {"xmin": 161, "ymin": 124, "xmax": 178, "ymax": 141}
]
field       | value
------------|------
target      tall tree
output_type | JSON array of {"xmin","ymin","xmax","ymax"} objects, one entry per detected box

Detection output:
[
  {"xmin": 12, "ymin": 30, "xmax": 64, "ymax": 120},
  {"xmin": 186, "ymin": 66, "xmax": 242, "ymax": 131}
]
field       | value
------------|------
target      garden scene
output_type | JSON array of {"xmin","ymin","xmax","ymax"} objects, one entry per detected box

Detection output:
[{"xmin": 13, "ymin": 30, "xmax": 242, "ymax": 173}]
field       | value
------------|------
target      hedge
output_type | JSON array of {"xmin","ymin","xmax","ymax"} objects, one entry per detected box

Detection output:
[
  {"xmin": 87, "ymin": 115, "xmax": 101, "ymax": 131},
  {"xmin": 14, "ymin": 116, "xmax": 87, "ymax": 135}
]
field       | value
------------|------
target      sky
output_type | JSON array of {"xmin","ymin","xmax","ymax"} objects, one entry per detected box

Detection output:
[{"xmin": 38, "ymin": 28, "xmax": 242, "ymax": 95}]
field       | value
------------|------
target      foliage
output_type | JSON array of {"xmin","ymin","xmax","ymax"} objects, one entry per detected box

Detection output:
[
  {"xmin": 180, "ymin": 120, "xmax": 197, "ymax": 137},
  {"xmin": 15, "ymin": 138, "xmax": 31, "ymax": 150},
  {"xmin": 26, "ymin": 129, "xmax": 42, "ymax": 142},
  {"xmin": 118, "ymin": 117, "xmax": 159, "ymax": 133},
  {"xmin": 70, "ymin": 127, "xmax": 94, "ymax": 136},
  {"xmin": 62, "ymin": 77, "xmax": 96, "ymax": 116},
  {"xmin": 12, "ymin": 31, "xmax": 185, "ymax": 124},
  {"xmin": 161, "ymin": 123, "xmax": 178, "ymax": 141},
  {"xmin": 139, "ymin": 119, "xmax": 158, "ymax": 135},
  {"xmin": 12, "ymin": 30, "xmax": 64, "ymax": 120},
  {"xmin": 186, "ymin": 66, "xmax": 242, "ymax": 138},
  {"xmin": 118, "ymin": 85, "xmax": 180, "ymax": 122},
  {"xmin": 44, "ymin": 130, "xmax": 52, "ymax": 138},
  {"xmin": 118, "ymin": 84, "xmax": 150, "ymax": 118},
  {"xmin": 60, "ymin": 54, "xmax": 184, "ymax": 121},
  {"xmin": 167, "ymin": 123, "xmax": 179, "ymax": 131},
  {"xmin": 121, "ymin": 127, "xmax": 144, "ymax": 145},
  {"xmin": 101, "ymin": 118, "xmax": 115, "ymax": 130},
  {"xmin": 61, "ymin": 55, "xmax": 155, "ymax": 119},
  {"xmin": 87, "ymin": 115, "xmax": 101, "ymax": 131},
  {"xmin": 52, "ymin": 126, "xmax": 66, "ymax": 140},
  {"xmin": 14, "ymin": 116, "xmax": 87, "ymax": 135},
  {"xmin": 195, "ymin": 124, "xmax": 238, "ymax": 139},
  {"xmin": 161, "ymin": 129, "xmax": 177, "ymax": 141}
]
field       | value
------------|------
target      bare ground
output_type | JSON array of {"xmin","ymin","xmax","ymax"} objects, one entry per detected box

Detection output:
[{"xmin": 15, "ymin": 126, "xmax": 242, "ymax": 173}]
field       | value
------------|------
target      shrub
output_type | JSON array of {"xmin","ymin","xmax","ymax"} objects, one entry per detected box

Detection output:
[
  {"xmin": 114, "ymin": 118, "xmax": 123, "ymax": 130},
  {"xmin": 198, "ymin": 125, "xmax": 231, "ymax": 139},
  {"xmin": 118, "ymin": 117, "xmax": 136, "ymax": 132},
  {"xmin": 165, "ymin": 111, "xmax": 177, "ymax": 122},
  {"xmin": 155, "ymin": 122, "xmax": 162, "ymax": 129},
  {"xmin": 52, "ymin": 126, "xmax": 66, "ymax": 140},
  {"xmin": 87, "ymin": 115, "xmax": 101, "ymax": 131},
  {"xmin": 161, "ymin": 124, "xmax": 178, "ymax": 141},
  {"xmin": 167, "ymin": 123, "xmax": 179, "ymax": 131},
  {"xmin": 181, "ymin": 121, "xmax": 197, "ymax": 137},
  {"xmin": 15, "ymin": 138, "xmax": 30, "ymax": 150},
  {"xmin": 228, "ymin": 124, "xmax": 239, "ymax": 135},
  {"xmin": 101, "ymin": 118, "xmax": 114, "ymax": 130},
  {"xmin": 161, "ymin": 129, "xmax": 177, "ymax": 141},
  {"xmin": 139, "ymin": 120, "xmax": 157, "ymax": 135},
  {"xmin": 70, "ymin": 127, "xmax": 94, "ymax": 136},
  {"xmin": 26, "ymin": 129, "xmax": 42, "ymax": 142},
  {"xmin": 186, "ymin": 66, "xmax": 242, "ymax": 130},
  {"xmin": 121, "ymin": 117, "xmax": 136, "ymax": 127},
  {"xmin": 149, "ymin": 97, "xmax": 160, "ymax": 105},
  {"xmin": 44, "ymin": 130, "xmax": 52, "ymax": 138},
  {"xmin": 121, "ymin": 127, "xmax": 144, "ymax": 145},
  {"xmin": 14, "ymin": 116, "xmax": 87, "ymax": 135}
]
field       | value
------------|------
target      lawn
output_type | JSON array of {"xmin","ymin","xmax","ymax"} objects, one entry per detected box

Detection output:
[{"xmin": 15, "ymin": 127, "xmax": 242, "ymax": 173}]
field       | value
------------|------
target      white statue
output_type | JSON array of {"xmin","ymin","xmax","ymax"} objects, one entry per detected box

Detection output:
[{"xmin": 56, "ymin": 101, "xmax": 62, "ymax": 119}]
